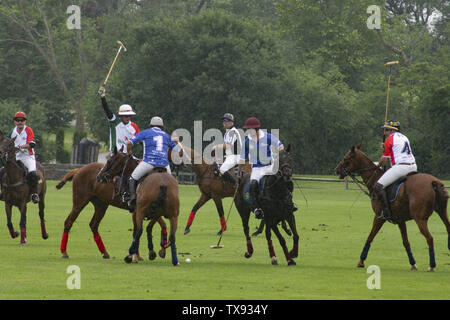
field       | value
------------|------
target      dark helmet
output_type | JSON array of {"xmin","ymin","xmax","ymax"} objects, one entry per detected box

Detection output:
[
  {"xmin": 243, "ymin": 117, "xmax": 261, "ymax": 129},
  {"xmin": 381, "ymin": 120, "xmax": 400, "ymax": 131},
  {"xmin": 223, "ymin": 113, "xmax": 234, "ymax": 122}
]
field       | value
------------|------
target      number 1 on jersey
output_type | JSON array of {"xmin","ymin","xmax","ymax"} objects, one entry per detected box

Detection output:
[{"xmin": 154, "ymin": 135, "xmax": 163, "ymax": 151}]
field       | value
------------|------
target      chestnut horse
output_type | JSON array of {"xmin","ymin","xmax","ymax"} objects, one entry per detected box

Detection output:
[
  {"xmin": 181, "ymin": 146, "xmax": 251, "ymax": 235},
  {"xmin": 0, "ymin": 135, "xmax": 48, "ymax": 244},
  {"xmin": 335, "ymin": 143, "xmax": 449, "ymax": 272},
  {"xmin": 122, "ymin": 167, "xmax": 180, "ymax": 266},
  {"xmin": 56, "ymin": 151, "xmax": 167, "ymax": 259}
]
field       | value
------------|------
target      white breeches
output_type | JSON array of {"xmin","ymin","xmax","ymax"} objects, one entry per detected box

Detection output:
[
  {"xmin": 250, "ymin": 164, "xmax": 275, "ymax": 183},
  {"xmin": 377, "ymin": 163, "xmax": 417, "ymax": 188},
  {"xmin": 131, "ymin": 161, "xmax": 171, "ymax": 180},
  {"xmin": 219, "ymin": 155, "xmax": 240, "ymax": 174},
  {"xmin": 16, "ymin": 154, "xmax": 37, "ymax": 173}
]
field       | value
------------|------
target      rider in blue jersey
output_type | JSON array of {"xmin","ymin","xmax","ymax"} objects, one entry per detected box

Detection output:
[{"xmin": 126, "ymin": 116, "xmax": 179, "ymax": 208}]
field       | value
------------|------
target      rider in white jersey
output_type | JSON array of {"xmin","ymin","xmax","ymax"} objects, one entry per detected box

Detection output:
[{"xmin": 374, "ymin": 120, "xmax": 417, "ymax": 221}]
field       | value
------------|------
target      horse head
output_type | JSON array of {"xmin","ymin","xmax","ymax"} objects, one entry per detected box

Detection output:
[
  {"xmin": 278, "ymin": 144, "xmax": 293, "ymax": 182},
  {"xmin": 96, "ymin": 146, "xmax": 130, "ymax": 183},
  {"xmin": 0, "ymin": 136, "xmax": 16, "ymax": 165},
  {"xmin": 335, "ymin": 142, "xmax": 365, "ymax": 179}
]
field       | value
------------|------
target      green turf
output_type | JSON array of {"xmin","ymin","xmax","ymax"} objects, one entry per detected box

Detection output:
[{"xmin": 0, "ymin": 180, "xmax": 448, "ymax": 300}]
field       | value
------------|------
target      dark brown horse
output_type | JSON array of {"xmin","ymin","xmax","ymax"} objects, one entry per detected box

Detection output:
[
  {"xmin": 0, "ymin": 135, "xmax": 48, "ymax": 245},
  {"xmin": 181, "ymin": 146, "xmax": 251, "ymax": 235},
  {"xmin": 56, "ymin": 149, "xmax": 167, "ymax": 259},
  {"xmin": 234, "ymin": 147, "xmax": 299, "ymax": 266},
  {"xmin": 335, "ymin": 143, "xmax": 449, "ymax": 272},
  {"xmin": 122, "ymin": 167, "xmax": 180, "ymax": 266}
]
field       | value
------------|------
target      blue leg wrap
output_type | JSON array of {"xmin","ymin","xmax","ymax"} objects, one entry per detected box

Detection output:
[{"xmin": 360, "ymin": 242, "xmax": 371, "ymax": 261}]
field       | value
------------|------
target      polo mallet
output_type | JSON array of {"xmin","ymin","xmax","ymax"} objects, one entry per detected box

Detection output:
[
  {"xmin": 383, "ymin": 60, "xmax": 399, "ymax": 125},
  {"xmin": 103, "ymin": 41, "xmax": 127, "ymax": 87},
  {"xmin": 210, "ymin": 184, "xmax": 239, "ymax": 249}
]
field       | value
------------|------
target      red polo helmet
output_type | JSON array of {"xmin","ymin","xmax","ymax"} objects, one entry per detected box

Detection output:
[
  {"xmin": 13, "ymin": 111, "xmax": 27, "ymax": 120},
  {"xmin": 243, "ymin": 117, "xmax": 261, "ymax": 129}
]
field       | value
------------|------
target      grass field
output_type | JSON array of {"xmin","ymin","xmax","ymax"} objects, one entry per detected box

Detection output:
[{"xmin": 0, "ymin": 179, "xmax": 449, "ymax": 300}]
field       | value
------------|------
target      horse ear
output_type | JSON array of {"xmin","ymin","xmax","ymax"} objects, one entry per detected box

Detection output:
[
  {"xmin": 113, "ymin": 146, "xmax": 118, "ymax": 155},
  {"xmin": 351, "ymin": 146, "xmax": 356, "ymax": 153},
  {"xmin": 286, "ymin": 144, "xmax": 291, "ymax": 153},
  {"xmin": 119, "ymin": 145, "xmax": 124, "ymax": 154},
  {"xmin": 356, "ymin": 142, "xmax": 362, "ymax": 150}
]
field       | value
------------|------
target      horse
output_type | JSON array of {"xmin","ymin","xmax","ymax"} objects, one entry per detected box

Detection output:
[
  {"xmin": 335, "ymin": 143, "xmax": 450, "ymax": 272},
  {"xmin": 56, "ymin": 147, "xmax": 168, "ymax": 259},
  {"xmin": 234, "ymin": 146, "xmax": 299, "ymax": 266},
  {"xmin": 121, "ymin": 166, "xmax": 180, "ymax": 266},
  {"xmin": 180, "ymin": 146, "xmax": 252, "ymax": 236},
  {"xmin": 0, "ymin": 135, "xmax": 48, "ymax": 245}
]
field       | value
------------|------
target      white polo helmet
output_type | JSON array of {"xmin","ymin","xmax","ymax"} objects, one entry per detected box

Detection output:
[
  {"xmin": 118, "ymin": 104, "xmax": 136, "ymax": 116},
  {"xmin": 150, "ymin": 116, "xmax": 164, "ymax": 127}
]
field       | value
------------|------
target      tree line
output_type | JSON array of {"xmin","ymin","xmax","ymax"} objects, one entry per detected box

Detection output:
[{"xmin": 0, "ymin": 0, "xmax": 448, "ymax": 177}]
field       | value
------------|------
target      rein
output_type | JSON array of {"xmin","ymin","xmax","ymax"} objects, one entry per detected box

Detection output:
[{"xmin": 347, "ymin": 166, "xmax": 380, "ymax": 198}]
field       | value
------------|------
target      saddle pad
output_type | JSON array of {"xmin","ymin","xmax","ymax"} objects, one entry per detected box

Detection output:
[
  {"xmin": 243, "ymin": 177, "xmax": 266, "ymax": 205},
  {"xmin": 386, "ymin": 179, "xmax": 405, "ymax": 203}
]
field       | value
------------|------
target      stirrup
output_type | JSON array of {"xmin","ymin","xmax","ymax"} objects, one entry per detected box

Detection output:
[
  {"xmin": 254, "ymin": 208, "xmax": 264, "ymax": 219},
  {"xmin": 31, "ymin": 193, "xmax": 40, "ymax": 204}
]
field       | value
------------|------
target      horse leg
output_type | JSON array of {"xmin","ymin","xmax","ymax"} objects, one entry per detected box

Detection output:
[
  {"xmin": 168, "ymin": 215, "xmax": 179, "ymax": 266},
  {"xmin": 272, "ymin": 224, "xmax": 296, "ymax": 266},
  {"xmin": 5, "ymin": 203, "xmax": 19, "ymax": 239},
  {"xmin": 158, "ymin": 217, "xmax": 168, "ymax": 258},
  {"xmin": 358, "ymin": 217, "xmax": 385, "ymax": 268},
  {"xmin": 436, "ymin": 206, "xmax": 450, "ymax": 250},
  {"xmin": 89, "ymin": 199, "xmax": 110, "ymax": 259},
  {"xmin": 286, "ymin": 214, "xmax": 299, "ymax": 258},
  {"xmin": 184, "ymin": 193, "xmax": 210, "ymax": 235},
  {"xmin": 281, "ymin": 220, "xmax": 292, "ymax": 236},
  {"xmin": 416, "ymin": 219, "xmax": 436, "ymax": 272},
  {"xmin": 19, "ymin": 204, "xmax": 27, "ymax": 245},
  {"xmin": 212, "ymin": 196, "xmax": 226, "ymax": 236},
  {"xmin": 125, "ymin": 210, "xmax": 144, "ymax": 263},
  {"xmin": 61, "ymin": 199, "xmax": 90, "ymax": 258},
  {"xmin": 265, "ymin": 223, "xmax": 278, "ymax": 265},
  {"xmin": 130, "ymin": 211, "xmax": 144, "ymax": 261},
  {"xmin": 398, "ymin": 222, "xmax": 417, "ymax": 270},
  {"xmin": 252, "ymin": 219, "xmax": 265, "ymax": 237},
  {"xmin": 239, "ymin": 206, "xmax": 253, "ymax": 258},
  {"xmin": 146, "ymin": 218, "xmax": 158, "ymax": 261},
  {"xmin": 38, "ymin": 195, "xmax": 48, "ymax": 239}
]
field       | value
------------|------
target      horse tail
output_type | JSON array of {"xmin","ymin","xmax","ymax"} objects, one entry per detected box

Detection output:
[
  {"xmin": 432, "ymin": 181, "xmax": 449, "ymax": 214},
  {"xmin": 55, "ymin": 168, "xmax": 80, "ymax": 190},
  {"xmin": 156, "ymin": 185, "xmax": 167, "ymax": 209}
]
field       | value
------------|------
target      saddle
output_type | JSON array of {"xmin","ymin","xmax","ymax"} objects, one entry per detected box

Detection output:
[{"xmin": 384, "ymin": 172, "xmax": 418, "ymax": 203}]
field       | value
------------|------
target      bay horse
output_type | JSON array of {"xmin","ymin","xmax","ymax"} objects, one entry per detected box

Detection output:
[
  {"xmin": 181, "ymin": 145, "xmax": 251, "ymax": 236},
  {"xmin": 335, "ymin": 143, "xmax": 449, "ymax": 272},
  {"xmin": 0, "ymin": 135, "xmax": 48, "ymax": 245},
  {"xmin": 56, "ymin": 147, "xmax": 167, "ymax": 259},
  {"xmin": 234, "ymin": 146, "xmax": 299, "ymax": 266},
  {"xmin": 122, "ymin": 167, "xmax": 180, "ymax": 266}
]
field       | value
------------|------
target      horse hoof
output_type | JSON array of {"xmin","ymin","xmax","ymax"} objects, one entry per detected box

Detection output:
[
  {"xmin": 159, "ymin": 250, "xmax": 166, "ymax": 259},
  {"xmin": 102, "ymin": 252, "xmax": 110, "ymax": 259},
  {"xmin": 149, "ymin": 251, "xmax": 157, "ymax": 260},
  {"xmin": 271, "ymin": 257, "xmax": 278, "ymax": 265},
  {"xmin": 42, "ymin": 234, "xmax": 49, "ymax": 240},
  {"xmin": 124, "ymin": 255, "xmax": 133, "ymax": 264},
  {"xmin": 11, "ymin": 232, "xmax": 19, "ymax": 239},
  {"xmin": 62, "ymin": 253, "xmax": 69, "ymax": 259},
  {"xmin": 289, "ymin": 250, "xmax": 298, "ymax": 258},
  {"xmin": 244, "ymin": 252, "xmax": 252, "ymax": 259},
  {"xmin": 410, "ymin": 264, "xmax": 418, "ymax": 271},
  {"xmin": 217, "ymin": 230, "xmax": 223, "ymax": 236},
  {"xmin": 427, "ymin": 267, "xmax": 435, "ymax": 272},
  {"xmin": 251, "ymin": 232, "xmax": 261, "ymax": 237},
  {"xmin": 184, "ymin": 227, "xmax": 190, "ymax": 235},
  {"xmin": 287, "ymin": 260, "xmax": 296, "ymax": 266},
  {"xmin": 357, "ymin": 261, "xmax": 365, "ymax": 268}
]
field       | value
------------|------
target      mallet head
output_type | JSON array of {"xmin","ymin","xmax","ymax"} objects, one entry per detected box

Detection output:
[{"xmin": 117, "ymin": 40, "xmax": 127, "ymax": 52}]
